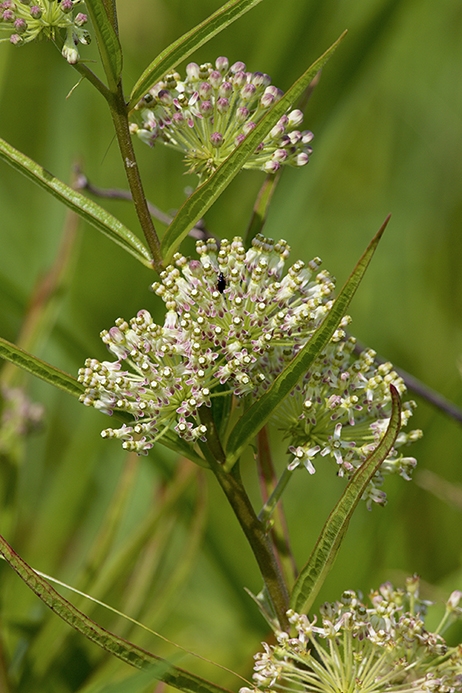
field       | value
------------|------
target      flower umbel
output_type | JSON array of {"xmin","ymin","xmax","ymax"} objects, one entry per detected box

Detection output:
[
  {"xmin": 241, "ymin": 577, "xmax": 462, "ymax": 693},
  {"xmin": 129, "ymin": 57, "xmax": 314, "ymax": 180},
  {"xmin": 273, "ymin": 340, "xmax": 422, "ymax": 507},
  {"xmin": 78, "ymin": 235, "xmax": 334, "ymax": 454},
  {"xmin": 0, "ymin": 0, "xmax": 90, "ymax": 64},
  {"xmin": 78, "ymin": 234, "xmax": 419, "ymax": 502}
]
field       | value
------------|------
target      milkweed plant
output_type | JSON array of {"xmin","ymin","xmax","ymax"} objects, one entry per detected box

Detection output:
[{"xmin": 0, "ymin": 1, "xmax": 460, "ymax": 692}]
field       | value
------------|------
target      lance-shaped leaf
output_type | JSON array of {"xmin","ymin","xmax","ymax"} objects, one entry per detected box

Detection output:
[
  {"xmin": 0, "ymin": 336, "xmax": 84, "ymax": 399},
  {"xmin": 129, "ymin": 0, "xmax": 265, "ymax": 109},
  {"xmin": 290, "ymin": 385, "xmax": 401, "ymax": 614},
  {"xmin": 0, "ymin": 138, "xmax": 152, "ymax": 268},
  {"xmin": 160, "ymin": 32, "xmax": 346, "ymax": 263},
  {"xmin": 0, "ymin": 534, "xmax": 233, "ymax": 693},
  {"xmin": 86, "ymin": 0, "xmax": 122, "ymax": 88},
  {"xmin": 224, "ymin": 216, "xmax": 390, "ymax": 469},
  {"xmin": 0, "ymin": 337, "xmax": 207, "ymax": 466}
]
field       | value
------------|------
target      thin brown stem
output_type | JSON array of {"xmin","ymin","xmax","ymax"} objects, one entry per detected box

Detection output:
[{"xmin": 74, "ymin": 168, "xmax": 217, "ymax": 242}]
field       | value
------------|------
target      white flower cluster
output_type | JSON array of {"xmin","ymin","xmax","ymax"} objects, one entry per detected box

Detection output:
[
  {"xmin": 273, "ymin": 339, "xmax": 422, "ymax": 507},
  {"xmin": 242, "ymin": 578, "xmax": 462, "ymax": 693},
  {"xmin": 0, "ymin": 0, "xmax": 90, "ymax": 64},
  {"xmin": 78, "ymin": 234, "xmax": 420, "ymax": 504},
  {"xmin": 130, "ymin": 57, "xmax": 314, "ymax": 180},
  {"xmin": 78, "ymin": 235, "xmax": 334, "ymax": 453}
]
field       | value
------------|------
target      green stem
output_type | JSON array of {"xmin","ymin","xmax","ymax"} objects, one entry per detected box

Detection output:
[
  {"xmin": 210, "ymin": 461, "xmax": 290, "ymax": 630},
  {"xmin": 108, "ymin": 85, "xmax": 163, "ymax": 271},
  {"xmin": 72, "ymin": 61, "xmax": 112, "ymax": 101},
  {"xmin": 258, "ymin": 466, "xmax": 294, "ymax": 528},
  {"xmin": 199, "ymin": 407, "xmax": 226, "ymax": 464}
]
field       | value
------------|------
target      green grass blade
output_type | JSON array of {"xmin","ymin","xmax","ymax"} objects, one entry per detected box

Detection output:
[
  {"xmin": 0, "ymin": 137, "xmax": 152, "ymax": 268},
  {"xmin": 0, "ymin": 336, "xmax": 84, "ymax": 399},
  {"xmin": 224, "ymin": 216, "xmax": 389, "ymax": 469},
  {"xmin": 0, "ymin": 534, "xmax": 233, "ymax": 693},
  {"xmin": 86, "ymin": 0, "xmax": 122, "ymax": 88},
  {"xmin": 160, "ymin": 32, "xmax": 346, "ymax": 263},
  {"xmin": 290, "ymin": 385, "xmax": 402, "ymax": 614},
  {"xmin": 129, "ymin": 0, "xmax": 265, "ymax": 109}
]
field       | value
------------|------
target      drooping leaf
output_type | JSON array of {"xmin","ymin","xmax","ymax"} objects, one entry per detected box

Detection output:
[
  {"xmin": 0, "ymin": 534, "xmax": 233, "ymax": 693},
  {"xmin": 129, "ymin": 0, "xmax": 266, "ymax": 109},
  {"xmin": 224, "ymin": 216, "xmax": 390, "ymax": 469},
  {"xmin": 85, "ymin": 0, "xmax": 123, "ymax": 88},
  {"xmin": 290, "ymin": 385, "xmax": 401, "ymax": 614},
  {"xmin": 0, "ymin": 137, "xmax": 152, "ymax": 268},
  {"xmin": 160, "ymin": 32, "xmax": 346, "ymax": 263}
]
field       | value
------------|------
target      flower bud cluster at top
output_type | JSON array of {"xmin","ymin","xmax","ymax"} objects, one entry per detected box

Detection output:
[
  {"xmin": 241, "ymin": 577, "xmax": 462, "ymax": 693},
  {"xmin": 0, "ymin": 0, "xmax": 90, "ymax": 64},
  {"xmin": 78, "ymin": 234, "xmax": 420, "ymax": 504},
  {"xmin": 129, "ymin": 57, "xmax": 314, "ymax": 180}
]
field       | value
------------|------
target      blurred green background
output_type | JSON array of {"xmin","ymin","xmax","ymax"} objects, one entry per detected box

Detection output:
[{"xmin": 1, "ymin": 0, "xmax": 462, "ymax": 690}]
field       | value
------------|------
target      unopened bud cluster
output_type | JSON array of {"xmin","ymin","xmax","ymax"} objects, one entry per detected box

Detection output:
[
  {"xmin": 241, "ymin": 577, "xmax": 462, "ymax": 693},
  {"xmin": 130, "ymin": 57, "xmax": 314, "ymax": 180},
  {"xmin": 0, "ymin": 0, "xmax": 90, "ymax": 64},
  {"xmin": 78, "ymin": 234, "xmax": 420, "ymax": 503}
]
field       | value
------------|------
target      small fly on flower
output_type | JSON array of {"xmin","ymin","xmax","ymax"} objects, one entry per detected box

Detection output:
[{"xmin": 217, "ymin": 272, "xmax": 227, "ymax": 293}]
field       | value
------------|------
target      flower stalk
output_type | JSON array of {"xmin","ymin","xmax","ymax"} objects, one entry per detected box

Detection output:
[
  {"xmin": 210, "ymin": 460, "xmax": 290, "ymax": 630},
  {"xmin": 258, "ymin": 466, "xmax": 294, "ymax": 529}
]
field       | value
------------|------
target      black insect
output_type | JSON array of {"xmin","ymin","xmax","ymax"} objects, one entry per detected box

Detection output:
[{"xmin": 217, "ymin": 272, "xmax": 227, "ymax": 294}]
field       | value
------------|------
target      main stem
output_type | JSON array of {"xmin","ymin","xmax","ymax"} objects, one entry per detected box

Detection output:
[
  {"xmin": 211, "ymin": 461, "xmax": 290, "ymax": 630},
  {"xmin": 108, "ymin": 85, "xmax": 163, "ymax": 272}
]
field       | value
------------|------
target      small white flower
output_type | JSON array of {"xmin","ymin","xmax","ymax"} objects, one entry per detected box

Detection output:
[
  {"xmin": 78, "ymin": 233, "xmax": 420, "ymax": 500},
  {"xmin": 243, "ymin": 578, "xmax": 462, "ymax": 693}
]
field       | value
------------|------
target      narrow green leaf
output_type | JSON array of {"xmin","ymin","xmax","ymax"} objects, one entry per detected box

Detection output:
[
  {"xmin": 0, "ymin": 137, "xmax": 152, "ymax": 268},
  {"xmin": 160, "ymin": 32, "xmax": 346, "ymax": 263},
  {"xmin": 86, "ymin": 0, "xmax": 122, "ymax": 87},
  {"xmin": 0, "ymin": 534, "xmax": 233, "ymax": 693},
  {"xmin": 290, "ymin": 385, "xmax": 402, "ymax": 614},
  {"xmin": 0, "ymin": 336, "xmax": 84, "ymax": 399},
  {"xmin": 225, "ymin": 216, "xmax": 390, "ymax": 469},
  {"xmin": 129, "ymin": 0, "xmax": 265, "ymax": 109}
]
